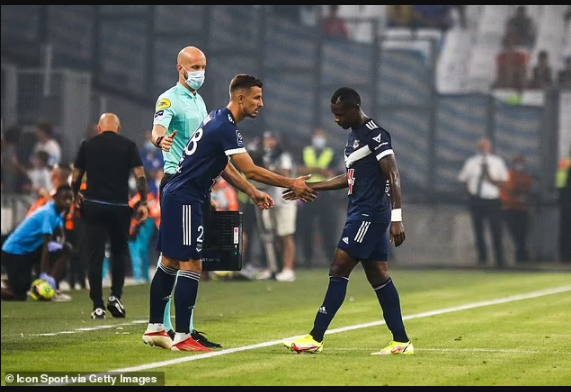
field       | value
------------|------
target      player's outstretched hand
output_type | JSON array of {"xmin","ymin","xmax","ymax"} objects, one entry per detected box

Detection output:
[
  {"xmin": 251, "ymin": 189, "xmax": 275, "ymax": 210},
  {"xmin": 282, "ymin": 189, "xmax": 297, "ymax": 201},
  {"xmin": 160, "ymin": 130, "xmax": 178, "ymax": 152},
  {"xmin": 290, "ymin": 175, "xmax": 318, "ymax": 203},
  {"xmin": 390, "ymin": 222, "xmax": 406, "ymax": 247}
]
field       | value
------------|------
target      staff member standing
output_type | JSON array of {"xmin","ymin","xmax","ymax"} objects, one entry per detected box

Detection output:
[
  {"xmin": 459, "ymin": 138, "xmax": 509, "ymax": 268},
  {"xmin": 71, "ymin": 113, "xmax": 149, "ymax": 320},
  {"xmin": 556, "ymin": 147, "xmax": 571, "ymax": 263}
]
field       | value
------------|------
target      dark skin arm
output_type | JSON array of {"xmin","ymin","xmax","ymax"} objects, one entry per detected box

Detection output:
[
  {"xmin": 283, "ymin": 174, "xmax": 348, "ymax": 202},
  {"xmin": 289, "ymin": 173, "xmax": 349, "ymax": 194},
  {"xmin": 380, "ymin": 154, "xmax": 405, "ymax": 247},
  {"xmin": 40, "ymin": 234, "xmax": 54, "ymax": 274}
]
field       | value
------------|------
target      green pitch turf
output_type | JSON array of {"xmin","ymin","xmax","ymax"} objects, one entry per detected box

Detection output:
[{"xmin": 2, "ymin": 269, "xmax": 570, "ymax": 386}]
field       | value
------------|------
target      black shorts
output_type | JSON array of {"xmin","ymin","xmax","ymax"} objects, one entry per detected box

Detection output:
[
  {"xmin": 159, "ymin": 173, "xmax": 175, "ymax": 205},
  {"xmin": 1, "ymin": 248, "xmax": 42, "ymax": 299}
]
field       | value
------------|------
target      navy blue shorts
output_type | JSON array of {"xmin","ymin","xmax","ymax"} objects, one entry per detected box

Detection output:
[
  {"xmin": 337, "ymin": 220, "xmax": 390, "ymax": 262},
  {"xmin": 156, "ymin": 193, "xmax": 204, "ymax": 261}
]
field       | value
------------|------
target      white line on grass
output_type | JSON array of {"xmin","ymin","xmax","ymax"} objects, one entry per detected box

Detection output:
[
  {"xmin": 32, "ymin": 321, "xmax": 148, "ymax": 337},
  {"xmin": 107, "ymin": 286, "xmax": 571, "ymax": 374}
]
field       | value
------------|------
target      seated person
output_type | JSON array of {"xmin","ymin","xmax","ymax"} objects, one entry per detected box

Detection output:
[
  {"xmin": 1, "ymin": 186, "xmax": 73, "ymax": 301},
  {"xmin": 413, "ymin": 5, "xmax": 453, "ymax": 32},
  {"xmin": 528, "ymin": 50, "xmax": 554, "ymax": 89},
  {"xmin": 494, "ymin": 36, "xmax": 529, "ymax": 90},
  {"xmin": 387, "ymin": 5, "xmax": 415, "ymax": 29},
  {"xmin": 503, "ymin": 6, "xmax": 536, "ymax": 50}
]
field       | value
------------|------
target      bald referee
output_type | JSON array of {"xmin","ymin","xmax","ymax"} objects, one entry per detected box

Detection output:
[{"xmin": 71, "ymin": 113, "xmax": 149, "ymax": 320}]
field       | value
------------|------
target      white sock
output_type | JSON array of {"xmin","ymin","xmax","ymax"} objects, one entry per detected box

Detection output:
[
  {"xmin": 145, "ymin": 323, "xmax": 165, "ymax": 334},
  {"xmin": 173, "ymin": 333, "xmax": 191, "ymax": 345}
]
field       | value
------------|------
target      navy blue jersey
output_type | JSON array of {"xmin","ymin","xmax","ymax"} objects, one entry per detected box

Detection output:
[
  {"xmin": 164, "ymin": 108, "xmax": 247, "ymax": 204},
  {"xmin": 344, "ymin": 119, "xmax": 394, "ymax": 223}
]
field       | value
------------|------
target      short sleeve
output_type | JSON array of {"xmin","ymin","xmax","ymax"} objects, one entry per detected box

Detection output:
[
  {"xmin": 368, "ymin": 129, "xmax": 394, "ymax": 161},
  {"xmin": 153, "ymin": 97, "xmax": 175, "ymax": 129},
  {"xmin": 220, "ymin": 124, "xmax": 247, "ymax": 156},
  {"xmin": 42, "ymin": 210, "xmax": 61, "ymax": 235},
  {"xmin": 74, "ymin": 141, "xmax": 87, "ymax": 171}
]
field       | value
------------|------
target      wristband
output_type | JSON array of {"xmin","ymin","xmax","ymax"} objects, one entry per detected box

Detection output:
[
  {"xmin": 155, "ymin": 136, "xmax": 164, "ymax": 148},
  {"xmin": 391, "ymin": 208, "xmax": 403, "ymax": 222}
]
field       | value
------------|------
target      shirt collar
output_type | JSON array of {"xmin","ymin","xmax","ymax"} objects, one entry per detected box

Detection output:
[
  {"xmin": 176, "ymin": 83, "xmax": 199, "ymax": 100},
  {"xmin": 223, "ymin": 108, "xmax": 236, "ymax": 125}
]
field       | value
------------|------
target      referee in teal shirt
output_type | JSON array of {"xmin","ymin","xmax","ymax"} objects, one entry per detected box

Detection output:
[{"xmin": 149, "ymin": 46, "xmax": 220, "ymax": 349}]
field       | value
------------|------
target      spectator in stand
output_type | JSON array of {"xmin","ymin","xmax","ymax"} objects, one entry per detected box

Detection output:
[
  {"xmin": 387, "ymin": 5, "xmax": 415, "ymax": 29},
  {"xmin": 27, "ymin": 151, "xmax": 53, "ymax": 194},
  {"xmin": 322, "ymin": 4, "xmax": 349, "ymax": 40},
  {"xmin": 558, "ymin": 57, "xmax": 571, "ymax": 89},
  {"xmin": 528, "ymin": 50, "xmax": 554, "ymax": 89},
  {"xmin": 503, "ymin": 6, "xmax": 536, "ymax": 51},
  {"xmin": 494, "ymin": 35, "xmax": 529, "ymax": 90},
  {"xmin": 1, "ymin": 125, "xmax": 31, "ymax": 194},
  {"xmin": 32, "ymin": 121, "xmax": 61, "ymax": 167},
  {"xmin": 272, "ymin": 5, "xmax": 301, "ymax": 24},
  {"xmin": 412, "ymin": 5, "xmax": 453, "ymax": 33}
]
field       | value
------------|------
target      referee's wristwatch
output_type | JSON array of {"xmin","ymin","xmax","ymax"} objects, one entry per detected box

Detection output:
[{"xmin": 155, "ymin": 136, "xmax": 164, "ymax": 149}]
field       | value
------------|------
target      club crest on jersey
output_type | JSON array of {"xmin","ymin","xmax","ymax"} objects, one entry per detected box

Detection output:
[
  {"xmin": 353, "ymin": 140, "xmax": 360, "ymax": 150},
  {"xmin": 373, "ymin": 135, "xmax": 382, "ymax": 144}
]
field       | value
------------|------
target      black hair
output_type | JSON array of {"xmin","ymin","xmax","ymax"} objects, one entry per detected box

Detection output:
[
  {"xmin": 331, "ymin": 87, "xmax": 361, "ymax": 108},
  {"xmin": 36, "ymin": 120, "xmax": 54, "ymax": 137},
  {"xmin": 230, "ymin": 74, "xmax": 263, "ymax": 94},
  {"xmin": 54, "ymin": 184, "xmax": 72, "ymax": 196}
]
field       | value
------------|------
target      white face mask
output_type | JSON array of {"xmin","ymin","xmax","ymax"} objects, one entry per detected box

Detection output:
[
  {"xmin": 183, "ymin": 68, "xmax": 205, "ymax": 91},
  {"xmin": 313, "ymin": 136, "xmax": 327, "ymax": 149}
]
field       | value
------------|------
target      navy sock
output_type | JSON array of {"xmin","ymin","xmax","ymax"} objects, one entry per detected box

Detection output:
[
  {"xmin": 375, "ymin": 279, "xmax": 409, "ymax": 343},
  {"xmin": 174, "ymin": 271, "xmax": 201, "ymax": 334},
  {"xmin": 149, "ymin": 262, "xmax": 178, "ymax": 324},
  {"xmin": 310, "ymin": 277, "xmax": 349, "ymax": 342}
]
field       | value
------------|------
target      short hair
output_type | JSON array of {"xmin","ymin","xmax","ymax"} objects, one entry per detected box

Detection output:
[
  {"xmin": 36, "ymin": 120, "xmax": 54, "ymax": 137},
  {"xmin": 54, "ymin": 184, "xmax": 72, "ymax": 196},
  {"xmin": 230, "ymin": 74, "xmax": 263, "ymax": 95},
  {"xmin": 331, "ymin": 87, "xmax": 361, "ymax": 107}
]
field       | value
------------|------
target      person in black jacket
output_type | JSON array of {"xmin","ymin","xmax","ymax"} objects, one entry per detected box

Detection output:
[{"xmin": 71, "ymin": 113, "xmax": 149, "ymax": 320}]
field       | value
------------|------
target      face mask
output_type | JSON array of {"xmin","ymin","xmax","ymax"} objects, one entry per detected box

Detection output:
[
  {"xmin": 313, "ymin": 136, "xmax": 326, "ymax": 149},
  {"xmin": 183, "ymin": 68, "xmax": 205, "ymax": 91},
  {"xmin": 145, "ymin": 142, "xmax": 155, "ymax": 151}
]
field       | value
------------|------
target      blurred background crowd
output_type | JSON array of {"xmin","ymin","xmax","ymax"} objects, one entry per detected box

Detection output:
[{"xmin": 1, "ymin": 5, "xmax": 570, "ymax": 291}]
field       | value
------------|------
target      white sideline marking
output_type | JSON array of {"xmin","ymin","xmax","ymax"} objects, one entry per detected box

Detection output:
[
  {"xmin": 107, "ymin": 286, "xmax": 571, "ymax": 374},
  {"xmin": 33, "ymin": 321, "xmax": 148, "ymax": 337}
]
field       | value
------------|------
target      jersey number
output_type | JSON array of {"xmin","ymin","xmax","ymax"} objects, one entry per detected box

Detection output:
[
  {"xmin": 185, "ymin": 128, "xmax": 204, "ymax": 156},
  {"xmin": 177, "ymin": 128, "xmax": 204, "ymax": 173},
  {"xmin": 347, "ymin": 169, "xmax": 355, "ymax": 195}
]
